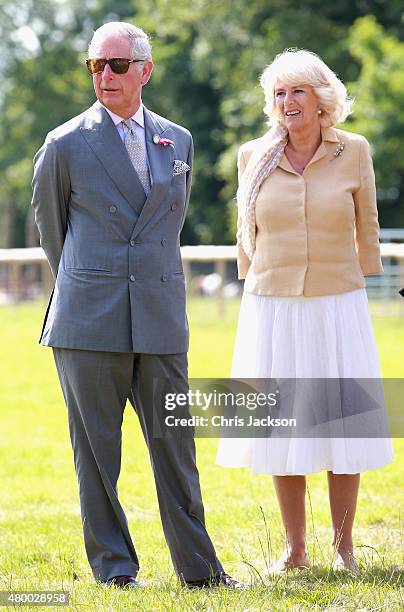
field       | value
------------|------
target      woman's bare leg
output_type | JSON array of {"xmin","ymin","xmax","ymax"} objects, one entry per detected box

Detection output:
[
  {"xmin": 270, "ymin": 475, "xmax": 310, "ymax": 570},
  {"xmin": 327, "ymin": 472, "xmax": 360, "ymax": 571}
]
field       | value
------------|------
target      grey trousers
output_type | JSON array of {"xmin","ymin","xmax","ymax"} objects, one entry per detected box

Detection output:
[{"xmin": 53, "ymin": 348, "xmax": 223, "ymax": 582}]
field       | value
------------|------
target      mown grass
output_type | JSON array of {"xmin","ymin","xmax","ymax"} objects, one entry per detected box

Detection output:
[{"xmin": 0, "ymin": 298, "xmax": 403, "ymax": 611}]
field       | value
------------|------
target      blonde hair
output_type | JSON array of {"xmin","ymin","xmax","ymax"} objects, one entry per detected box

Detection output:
[{"xmin": 260, "ymin": 49, "xmax": 352, "ymax": 128}]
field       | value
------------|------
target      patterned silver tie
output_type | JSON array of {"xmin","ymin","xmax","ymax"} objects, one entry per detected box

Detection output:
[{"xmin": 123, "ymin": 119, "xmax": 151, "ymax": 195}]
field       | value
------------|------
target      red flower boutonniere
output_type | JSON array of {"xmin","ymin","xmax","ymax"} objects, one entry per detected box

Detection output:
[{"xmin": 153, "ymin": 134, "xmax": 174, "ymax": 147}]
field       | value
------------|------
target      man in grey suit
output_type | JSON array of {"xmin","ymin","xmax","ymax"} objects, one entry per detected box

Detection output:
[{"xmin": 32, "ymin": 21, "xmax": 239, "ymax": 589}]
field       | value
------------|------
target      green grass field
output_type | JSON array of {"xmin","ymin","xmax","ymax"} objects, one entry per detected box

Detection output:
[{"xmin": 0, "ymin": 299, "xmax": 403, "ymax": 611}]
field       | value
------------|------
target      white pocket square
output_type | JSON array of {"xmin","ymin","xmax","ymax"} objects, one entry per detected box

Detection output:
[{"xmin": 173, "ymin": 160, "xmax": 190, "ymax": 176}]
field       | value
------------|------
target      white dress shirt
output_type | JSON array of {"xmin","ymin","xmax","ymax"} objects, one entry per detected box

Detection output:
[
  {"xmin": 102, "ymin": 103, "xmax": 152, "ymax": 183},
  {"xmin": 102, "ymin": 103, "xmax": 148, "ymax": 155}
]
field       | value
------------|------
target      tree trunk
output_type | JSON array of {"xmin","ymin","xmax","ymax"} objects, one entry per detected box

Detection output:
[{"xmin": 0, "ymin": 195, "xmax": 13, "ymax": 248}]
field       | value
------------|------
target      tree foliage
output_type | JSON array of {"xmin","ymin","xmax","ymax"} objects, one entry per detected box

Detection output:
[{"xmin": 347, "ymin": 15, "xmax": 404, "ymax": 227}]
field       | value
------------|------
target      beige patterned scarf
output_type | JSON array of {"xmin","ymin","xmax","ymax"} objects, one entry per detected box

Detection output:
[{"xmin": 238, "ymin": 124, "xmax": 288, "ymax": 260}]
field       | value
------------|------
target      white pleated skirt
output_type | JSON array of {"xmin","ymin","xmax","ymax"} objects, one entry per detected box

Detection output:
[{"xmin": 216, "ymin": 289, "xmax": 393, "ymax": 475}]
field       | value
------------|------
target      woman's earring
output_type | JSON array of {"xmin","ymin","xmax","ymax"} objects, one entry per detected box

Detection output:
[{"xmin": 318, "ymin": 109, "xmax": 322, "ymax": 115}]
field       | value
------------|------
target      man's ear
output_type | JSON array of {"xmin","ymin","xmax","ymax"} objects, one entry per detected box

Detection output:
[{"xmin": 142, "ymin": 60, "xmax": 154, "ymax": 86}]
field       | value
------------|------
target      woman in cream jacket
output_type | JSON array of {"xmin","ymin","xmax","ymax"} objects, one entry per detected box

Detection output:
[{"xmin": 216, "ymin": 49, "xmax": 393, "ymax": 574}]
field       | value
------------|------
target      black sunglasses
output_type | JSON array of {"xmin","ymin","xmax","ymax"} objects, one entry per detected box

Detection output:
[{"xmin": 86, "ymin": 57, "xmax": 144, "ymax": 75}]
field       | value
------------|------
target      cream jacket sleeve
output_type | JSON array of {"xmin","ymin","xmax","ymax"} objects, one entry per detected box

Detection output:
[
  {"xmin": 354, "ymin": 138, "xmax": 383, "ymax": 275},
  {"xmin": 236, "ymin": 147, "xmax": 251, "ymax": 279}
]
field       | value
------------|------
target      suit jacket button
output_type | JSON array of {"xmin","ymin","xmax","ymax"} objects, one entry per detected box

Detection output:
[
  {"xmin": 161, "ymin": 238, "xmax": 166, "ymax": 246},
  {"xmin": 130, "ymin": 239, "xmax": 135, "ymax": 247},
  {"xmin": 171, "ymin": 203, "xmax": 177, "ymax": 211},
  {"xmin": 161, "ymin": 274, "xmax": 167, "ymax": 282},
  {"xmin": 129, "ymin": 274, "xmax": 136, "ymax": 282},
  {"xmin": 109, "ymin": 205, "xmax": 117, "ymax": 213}
]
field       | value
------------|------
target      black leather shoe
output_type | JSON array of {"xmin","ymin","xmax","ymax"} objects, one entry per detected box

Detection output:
[
  {"xmin": 185, "ymin": 572, "xmax": 243, "ymax": 589},
  {"xmin": 103, "ymin": 575, "xmax": 140, "ymax": 589}
]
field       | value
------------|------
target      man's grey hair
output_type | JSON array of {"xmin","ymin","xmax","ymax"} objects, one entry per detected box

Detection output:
[{"xmin": 88, "ymin": 22, "xmax": 152, "ymax": 61}]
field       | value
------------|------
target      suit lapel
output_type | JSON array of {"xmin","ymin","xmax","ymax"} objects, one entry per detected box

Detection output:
[
  {"xmin": 131, "ymin": 108, "xmax": 175, "ymax": 239},
  {"xmin": 80, "ymin": 103, "xmax": 146, "ymax": 215}
]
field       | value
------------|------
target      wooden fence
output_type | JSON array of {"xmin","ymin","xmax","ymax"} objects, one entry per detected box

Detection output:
[{"xmin": 1, "ymin": 244, "xmax": 403, "ymax": 316}]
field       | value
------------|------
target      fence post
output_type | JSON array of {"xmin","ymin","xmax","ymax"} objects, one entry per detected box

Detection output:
[
  {"xmin": 7, "ymin": 261, "xmax": 20, "ymax": 301},
  {"xmin": 183, "ymin": 259, "xmax": 191, "ymax": 291},
  {"xmin": 214, "ymin": 258, "xmax": 226, "ymax": 318},
  {"xmin": 41, "ymin": 260, "xmax": 54, "ymax": 299}
]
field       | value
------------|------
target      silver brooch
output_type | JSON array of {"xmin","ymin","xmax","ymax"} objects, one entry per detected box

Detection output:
[{"xmin": 334, "ymin": 142, "xmax": 345, "ymax": 158}]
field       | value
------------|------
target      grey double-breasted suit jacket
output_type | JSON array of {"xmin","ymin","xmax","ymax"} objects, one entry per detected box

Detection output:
[{"xmin": 32, "ymin": 101, "xmax": 193, "ymax": 354}]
